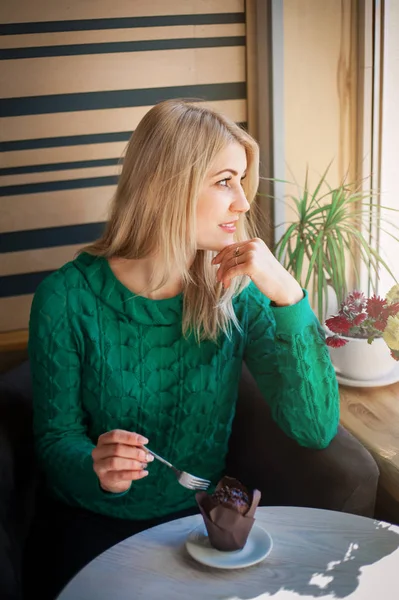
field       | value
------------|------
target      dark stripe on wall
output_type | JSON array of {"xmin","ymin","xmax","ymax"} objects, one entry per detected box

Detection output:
[
  {"xmin": 0, "ymin": 270, "xmax": 56, "ymax": 297},
  {"xmin": 1, "ymin": 123, "xmax": 247, "ymax": 153},
  {"xmin": 0, "ymin": 131, "xmax": 133, "ymax": 152},
  {"xmin": 0, "ymin": 13, "xmax": 245, "ymax": 35},
  {"xmin": 0, "ymin": 157, "xmax": 122, "ymax": 176},
  {"xmin": 0, "ymin": 81, "xmax": 246, "ymax": 117},
  {"xmin": 0, "ymin": 175, "xmax": 118, "ymax": 197},
  {"xmin": 0, "ymin": 222, "xmax": 106, "ymax": 254},
  {"xmin": 1, "ymin": 36, "xmax": 245, "ymax": 60}
]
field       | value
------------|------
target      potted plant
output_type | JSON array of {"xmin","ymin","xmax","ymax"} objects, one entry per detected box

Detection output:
[
  {"xmin": 272, "ymin": 165, "xmax": 399, "ymax": 321},
  {"xmin": 325, "ymin": 287, "xmax": 399, "ymax": 381}
]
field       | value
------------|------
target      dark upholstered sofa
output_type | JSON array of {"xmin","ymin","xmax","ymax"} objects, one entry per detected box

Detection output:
[{"xmin": 0, "ymin": 359, "xmax": 379, "ymax": 600}]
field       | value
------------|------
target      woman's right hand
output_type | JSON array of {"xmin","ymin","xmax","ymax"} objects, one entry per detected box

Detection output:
[{"xmin": 92, "ymin": 430, "xmax": 154, "ymax": 493}]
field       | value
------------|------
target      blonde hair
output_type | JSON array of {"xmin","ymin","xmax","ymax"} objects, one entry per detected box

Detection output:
[{"xmin": 81, "ymin": 99, "xmax": 260, "ymax": 342}]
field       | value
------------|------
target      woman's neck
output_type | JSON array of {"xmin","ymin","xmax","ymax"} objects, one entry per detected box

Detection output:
[{"xmin": 108, "ymin": 256, "xmax": 183, "ymax": 300}]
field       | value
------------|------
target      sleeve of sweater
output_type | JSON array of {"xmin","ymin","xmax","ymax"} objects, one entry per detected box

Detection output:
[
  {"xmin": 28, "ymin": 270, "xmax": 126, "ymax": 505},
  {"xmin": 243, "ymin": 282, "xmax": 340, "ymax": 449}
]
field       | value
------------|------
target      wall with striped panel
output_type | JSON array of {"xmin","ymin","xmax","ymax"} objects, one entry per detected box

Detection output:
[{"xmin": 0, "ymin": 0, "xmax": 248, "ymax": 337}]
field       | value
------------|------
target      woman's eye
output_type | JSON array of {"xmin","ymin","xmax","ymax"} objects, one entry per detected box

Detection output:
[{"xmin": 217, "ymin": 178, "xmax": 230, "ymax": 187}]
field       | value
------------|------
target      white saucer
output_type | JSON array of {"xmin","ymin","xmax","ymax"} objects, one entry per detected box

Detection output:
[
  {"xmin": 185, "ymin": 523, "xmax": 272, "ymax": 569},
  {"xmin": 335, "ymin": 362, "xmax": 399, "ymax": 388}
]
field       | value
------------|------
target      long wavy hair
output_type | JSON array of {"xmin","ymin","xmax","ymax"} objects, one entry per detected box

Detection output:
[{"xmin": 81, "ymin": 99, "xmax": 260, "ymax": 342}]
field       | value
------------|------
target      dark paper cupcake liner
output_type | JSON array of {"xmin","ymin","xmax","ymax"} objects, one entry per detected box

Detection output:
[{"xmin": 196, "ymin": 476, "xmax": 261, "ymax": 552}]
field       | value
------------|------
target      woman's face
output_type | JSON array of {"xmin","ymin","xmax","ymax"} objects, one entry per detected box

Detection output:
[{"xmin": 196, "ymin": 142, "xmax": 249, "ymax": 251}]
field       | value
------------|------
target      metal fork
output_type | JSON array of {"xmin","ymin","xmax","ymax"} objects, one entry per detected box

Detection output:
[{"xmin": 145, "ymin": 446, "xmax": 211, "ymax": 491}]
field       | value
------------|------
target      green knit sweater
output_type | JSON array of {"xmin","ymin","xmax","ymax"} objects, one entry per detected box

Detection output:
[{"xmin": 28, "ymin": 252, "xmax": 339, "ymax": 520}]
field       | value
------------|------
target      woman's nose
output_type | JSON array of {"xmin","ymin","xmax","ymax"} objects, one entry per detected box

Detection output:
[{"xmin": 231, "ymin": 187, "xmax": 250, "ymax": 213}]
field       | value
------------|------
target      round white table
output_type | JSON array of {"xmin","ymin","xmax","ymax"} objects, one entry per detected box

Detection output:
[{"xmin": 57, "ymin": 506, "xmax": 399, "ymax": 599}]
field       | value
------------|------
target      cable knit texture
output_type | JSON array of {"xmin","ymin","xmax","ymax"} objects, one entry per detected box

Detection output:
[{"xmin": 28, "ymin": 253, "xmax": 340, "ymax": 520}]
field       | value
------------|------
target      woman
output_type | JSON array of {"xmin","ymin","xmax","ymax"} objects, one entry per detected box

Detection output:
[{"xmin": 25, "ymin": 99, "xmax": 339, "ymax": 597}]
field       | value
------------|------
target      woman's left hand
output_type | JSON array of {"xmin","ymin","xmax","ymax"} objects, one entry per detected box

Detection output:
[{"xmin": 212, "ymin": 238, "xmax": 303, "ymax": 306}]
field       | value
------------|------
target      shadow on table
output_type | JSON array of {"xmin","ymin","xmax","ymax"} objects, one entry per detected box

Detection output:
[{"xmin": 180, "ymin": 519, "xmax": 399, "ymax": 599}]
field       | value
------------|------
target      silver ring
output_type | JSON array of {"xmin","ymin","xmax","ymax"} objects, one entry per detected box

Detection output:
[
  {"xmin": 234, "ymin": 247, "xmax": 240, "ymax": 257},
  {"xmin": 235, "ymin": 257, "xmax": 238, "ymax": 266}
]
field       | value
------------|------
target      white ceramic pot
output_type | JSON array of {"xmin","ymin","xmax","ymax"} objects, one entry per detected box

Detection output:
[{"xmin": 328, "ymin": 335, "xmax": 397, "ymax": 381}]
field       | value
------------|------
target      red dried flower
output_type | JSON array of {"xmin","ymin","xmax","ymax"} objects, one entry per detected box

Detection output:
[
  {"xmin": 343, "ymin": 290, "xmax": 366, "ymax": 314},
  {"xmin": 325, "ymin": 315, "xmax": 352, "ymax": 335},
  {"xmin": 373, "ymin": 319, "xmax": 387, "ymax": 332},
  {"xmin": 324, "ymin": 290, "xmax": 397, "ymax": 351},
  {"xmin": 382, "ymin": 302, "xmax": 399, "ymax": 319},
  {"xmin": 366, "ymin": 295, "xmax": 386, "ymax": 319},
  {"xmin": 326, "ymin": 335, "xmax": 348, "ymax": 348},
  {"xmin": 352, "ymin": 313, "xmax": 367, "ymax": 326}
]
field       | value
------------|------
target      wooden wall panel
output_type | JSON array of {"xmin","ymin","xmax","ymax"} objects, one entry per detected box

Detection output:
[{"xmin": 0, "ymin": 1, "xmax": 248, "ymax": 334}]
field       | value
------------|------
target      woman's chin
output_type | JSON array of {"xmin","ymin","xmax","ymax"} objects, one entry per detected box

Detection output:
[{"xmin": 198, "ymin": 239, "xmax": 235, "ymax": 253}]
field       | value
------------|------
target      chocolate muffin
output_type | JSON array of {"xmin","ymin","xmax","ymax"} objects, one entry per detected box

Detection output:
[
  {"xmin": 195, "ymin": 476, "xmax": 261, "ymax": 551},
  {"xmin": 211, "ymin": 483, "xmax": 250, "ymax": 515}
]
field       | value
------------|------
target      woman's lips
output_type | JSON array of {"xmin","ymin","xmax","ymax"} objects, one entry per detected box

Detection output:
[{"xmin": 219, "ymin": 222, "xmax": 237, "ymax": 233}]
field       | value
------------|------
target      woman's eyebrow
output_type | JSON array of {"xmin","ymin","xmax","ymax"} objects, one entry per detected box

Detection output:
[{"xmin": 212, "ymin": 168, "xmax": 247, "ymax": 177}]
